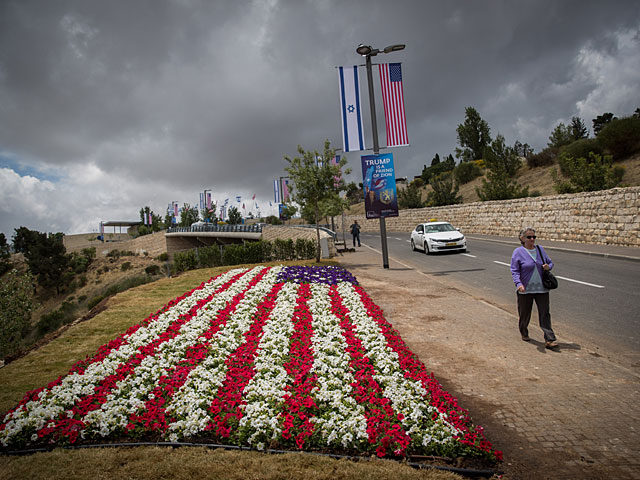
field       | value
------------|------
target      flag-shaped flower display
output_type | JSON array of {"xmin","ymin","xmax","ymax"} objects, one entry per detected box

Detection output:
[{"xmin": 0, "ymin": 266, "xmax": 500, "ymax": 461}]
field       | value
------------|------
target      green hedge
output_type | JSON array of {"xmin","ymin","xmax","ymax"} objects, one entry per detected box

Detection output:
[{"xmin": 172, "ymin": 238, "xmax": 318, "ymax": 273}]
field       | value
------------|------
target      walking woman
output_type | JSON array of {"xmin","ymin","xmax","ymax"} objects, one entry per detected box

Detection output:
[{"xmin": 510, "ymin": 227, "xmax": 558, "ymax": 348}]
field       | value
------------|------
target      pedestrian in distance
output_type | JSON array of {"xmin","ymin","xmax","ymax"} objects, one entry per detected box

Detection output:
[
  {"xmin": 510, "ymin": 227, "xmax": 558, "ymax": 349},
  {"xmin": 350, "ymin": 220, "xmax": 361, "ymax": 247}
]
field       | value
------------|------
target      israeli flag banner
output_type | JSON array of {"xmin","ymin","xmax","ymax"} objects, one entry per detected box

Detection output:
[{"xmin": 338, "ymin": 65, "xmax": 366, "ymax": 152}]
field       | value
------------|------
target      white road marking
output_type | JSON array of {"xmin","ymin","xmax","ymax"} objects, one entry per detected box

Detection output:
[
  {"xmin": 462, "ymin": 253, "xmax": 476, "ymax": 258},
  {"xmin": 493, "ymin": 261, "xmax": 605, "ymax": 288},
  {"xmin": 394, "ymin": 237, "xmax": 404, "ymax": 241}
]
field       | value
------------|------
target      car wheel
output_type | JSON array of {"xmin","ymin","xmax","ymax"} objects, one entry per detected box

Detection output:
[
  {"xmin": 411, "ymin": 239, "xmax": 416, "ymax": 251},
  {"xmin": 424, "ymin": 241, "xmax": 430, "ymax": 254}
]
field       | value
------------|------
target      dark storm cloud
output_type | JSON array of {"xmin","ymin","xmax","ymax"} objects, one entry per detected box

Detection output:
[{"xmin": 1, "ymin": 0, "xmax": 639, "ymax": 235}]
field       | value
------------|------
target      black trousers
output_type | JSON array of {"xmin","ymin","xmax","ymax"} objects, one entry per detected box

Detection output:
[
  {"xmin": 352, "ymin": 232, "xmax": 360, "ymax": 246},
  {"xmin": 517, "ymin": 292, "xmax": 556, "ymax": 342}
]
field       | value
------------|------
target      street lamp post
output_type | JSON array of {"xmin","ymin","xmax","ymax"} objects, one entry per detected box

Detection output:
[{"xmin": 356, "ymin": 43, "xmax": 405, "ymax": 269}]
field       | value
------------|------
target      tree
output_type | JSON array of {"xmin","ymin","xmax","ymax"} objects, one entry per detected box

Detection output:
[
  {"xmin": 513, "ymin": 140, "xmax": 533, "ymax": 158},
  {"xmin": 13, "ymin": 228, "xmax": 69, "ymax": 295},
  {"xmin": 178, "ymin": 203, "xmax": 199, "ymax": 228},
  {"xmin": 0, "ymin": 233, "xmax": 11, "ymax": 277},
  {"xmin": 398, "ymin": 180, "xmax": 425, "ymax": 209},
  {"xmin": 427, "ymin": 172, "xmax": 462, "ymax": 206},
  {"xmin": 592, "ymin": 112, "xmax": 617, "ymax": 136},
  {"xmin": 0, "ymin": 270, "xmax": 36, "ymax": 359},
  {"xmin": 202, "ymin": 204, "xmax": 218, "ymax": 224},
  {"xmin": 284, "ymin": 140, "xmax": 349, "ymax": 262},
  {"xmin": 227, "ymin": 206, "xmax": 242, "ymax": 225},
  {"xmin": 548, "ymin": 122, "xmax": 573, "ymax": 149},
  {"xmin": 569, "ymin": 116, "xmax": 589, "ymax": 141},
  {"xmin": 476, "ymin": 135, "xmax": 529, "ymax": 201},
  {"xmin": 596, "ymin": 115, "xmax": 640, "ymax": 160},
  {"xmin": 421, "ymin": 154, "xmax": 455, "ymax": 185},
  {"xmin": 431, "ymin": 153, "xmax": 441, "ymax": 166},
  {"xmin": 455, "ymin": 107, "xmax": 492, "ymax": 161}
]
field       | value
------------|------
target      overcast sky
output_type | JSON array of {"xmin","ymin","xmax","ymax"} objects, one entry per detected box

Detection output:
[{"xmin": 1, "ymin": 0, "xmax": 639, "ymax": 237}]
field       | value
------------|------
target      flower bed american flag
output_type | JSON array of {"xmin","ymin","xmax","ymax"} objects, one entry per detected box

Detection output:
[{"xmin": 0, "ymin": 265, "xmax": 501, "ymax": 461}]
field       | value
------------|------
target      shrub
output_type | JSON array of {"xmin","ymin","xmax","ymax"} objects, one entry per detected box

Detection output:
[
  {"xmin": 273, "ymin": 239, "xmax": 295, "ymax": 261},
  {"xmin": 243, "ymin": 241, "xmax": 266, "ymax": 264},
  {"xmin": 78, "ymin": 294, "xmax": 87, "ymax": 303},
  {"xmin": 222, "ymin": 244, "xmax": 246, "ymax": 266},
  {"xmin": 36, "ymin": 310, "xmax": 65, "ymax": 335},
  {"xmin": 559, "ymin": 138, "xmax": 603, "ymax": 164},
  {"xmin": 174, "ymin": 250, "xmax": 198, "ymax": 272},
  {"xmin": 121, "ymin": 261, "xmax": 132, "ymax": 271},
  {"xmin": 596, "ymin": 116, "xmax": 640, "ymax": 160},
  {"xmin": 156, "ymin": 252, "xmax": 169, "ymax": 262},
  {"xmin": 527, "ymin": 147, "xmax": 556, "ymax": 168},
  {"xmin": 0, "ymin": 271, "xmax": 35, "ymax": 359},
  {"xmin": 295, "ymin": 238, "xmax": 315, "ymax": 260},
  {"xmin": 78, "ymin": 275, "xmax": 87, "ymax": 287},
  {"xmin": 552, "ymin": 152, "xmax": 625, "ymax": 193},
  {"xmin": 198, "ymin": 245, "xmax": 222, "ymax": 268},
  {"xmin": 87, "ymin": 295, "xmax": 105, "ymax": 310},
  {"xmin": 145, "ymin": 265, "xmax": 161, "ymax": 275},
  {"xmin": 453, "ymin": 161, "xmax": 482, "ymax": 184},
  {"xmin": 106, "ymin": 250, "xmax": 120, "ymax": 259}
]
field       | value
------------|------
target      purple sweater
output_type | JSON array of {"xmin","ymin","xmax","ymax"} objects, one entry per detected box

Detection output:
[{"xmin": 510, "ymin": 245, "xmax": 554, "ymax": 289}]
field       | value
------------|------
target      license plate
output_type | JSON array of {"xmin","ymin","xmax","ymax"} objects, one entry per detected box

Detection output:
[{"xmin": 446, "ymin": 242, "xmax": 457, "ymax": 246}]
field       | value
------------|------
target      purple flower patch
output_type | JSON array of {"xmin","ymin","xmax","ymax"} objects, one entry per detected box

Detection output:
[{"xmin": 276, "ymin": 265, "xmax": 358, "ymax": 285}]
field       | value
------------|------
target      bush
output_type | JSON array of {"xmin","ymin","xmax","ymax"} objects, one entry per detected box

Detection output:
[
  {"xmin": 552, "ymin": 152, "xmax": 625, "ymax": 193},
  {"xmin": 174, "ymin": 250, "xmax": 198, "ymax": 272},
  {"xmin": 222, "ymin": 244, "xmax": 247, "ymax": 266},
  {"xmin": 596, "ymin": 116, "xmax": 640, "ymax": 160},
  {"xmin": 156, "ymin": 252, "xmax": 169, "ymax": 262},
  {"xmin": 295, "ymin": 238, "xmax": 316, "ymax": 260},
  {"xmin": 453, "ymin": 161, "xmax": 482, "ymax": 184},
  {"xmin": 121, "ymin": 261, "xmax": 132, "ymax": 271},
  {"xmin": 36, "ymin": 310, "xmax": 65, "ymax": 335},
  {"xmin": 273, "ymin": 239, "xmax": 295, "ymax": 261},
  {"xmin": 87, "ymin": 295, "xmax": 105, "ymax": 310},
  {"xmin": 0, "ymin": 271, "xmax": 35, "ymax": 359},
  {"xmin": 145, "ymin": 265, "xmax": 161, "ymax": 275},
  {"xmin": 198, "ymin": 245, "xmax": 222, "ymax": 268},
  {"xmin": 559, "ymin": 138, "xmax": 603, "ymax": 165},
  {"xmin": 527, "ymin": 147, "xmax": 556, "ymax": 168},
  {"xmin": 106, "ymin": 250, "xmax": 120, "ymax": 259}
]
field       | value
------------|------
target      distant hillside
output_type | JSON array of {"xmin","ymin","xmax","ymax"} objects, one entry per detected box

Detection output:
[{"xmin": 346, "ymin": 153, "xmax": 640, "ymax": 215}]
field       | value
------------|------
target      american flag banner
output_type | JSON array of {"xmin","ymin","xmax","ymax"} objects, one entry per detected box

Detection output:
[
  {"xmin": 273, "ymin": 180, "xmax": 280, "ymax": 203},
  {"xmin": 252, "ymin": 194, "xmax": 256, "ymax": 200},
  {"xmin": 282, "ymin": 179, "xmax": 291, "ymax": 203},
  {"xmin": 206, "ymin": 193, "xmax": 212, "ymax": 210},
  {"xmin": 378, "ymin": 63, "xmax": 409, "ymax": 147},
  {"xmin": 338, "ymin": 66, "xmax": 366, "ymax": 152},
  {"xmin": 173, "ymin": 203, "xmax": 179, "ymax": 217},
  {"xmin": 148, "ymin": 213, "xmax": 153, "ymax": 225}
]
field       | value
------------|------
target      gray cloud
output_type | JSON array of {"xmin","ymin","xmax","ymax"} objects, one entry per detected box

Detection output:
[{"xmin": 1, "ymin": 0, "xmax": 639, "ymax": 236}]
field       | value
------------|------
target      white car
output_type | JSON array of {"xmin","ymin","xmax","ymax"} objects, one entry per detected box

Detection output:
[{"xmin": 410, "ymin": 221, "xmax": 467, "ymax": 254}]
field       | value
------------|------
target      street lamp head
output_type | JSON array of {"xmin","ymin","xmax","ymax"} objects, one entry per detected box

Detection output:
[
  {"xmin": 383, "ymin": 44, "xmax": 405, "ymax": 53},
  {"xmin": 356, "ymin": 44, "xmax": 372, "ymax": 56}
]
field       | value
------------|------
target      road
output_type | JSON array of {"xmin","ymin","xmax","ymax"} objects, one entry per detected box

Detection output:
[{"xmin": 358, "ymin": 231, "xmax": 640, "ymax": 366}]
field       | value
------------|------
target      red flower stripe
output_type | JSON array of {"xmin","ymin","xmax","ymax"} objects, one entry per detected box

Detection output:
[
  {"xmin": 35, "ymin": 268, "xmax": 258, "ymax": 443},
  {"xmin": 353, "ymin": 285, "xmax": 502, "ymax": 461},
  {"xmin": 279, "ymin": 283, "xmax": 318, "ymax": 449},
  {"xmin": 203, "ymin": 282, "xmax": 284, "ymax": 438},
  {"xmin": 328, "ymin": 286, "xmax": 411, "ymax": 458}
]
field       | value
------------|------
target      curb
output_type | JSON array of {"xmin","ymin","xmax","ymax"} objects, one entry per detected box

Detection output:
[{"xmin": 465, "ymin": 236, "xmax": 640, "ymax": 263}]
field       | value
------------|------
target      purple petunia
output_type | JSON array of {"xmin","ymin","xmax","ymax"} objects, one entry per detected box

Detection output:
[{"xmin": 276, "ymin": 265, "xmax": 358, "ymax": 285}]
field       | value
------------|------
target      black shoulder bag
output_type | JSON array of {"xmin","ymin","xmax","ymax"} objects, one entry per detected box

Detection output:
[{"xmin": 536, "ymin": 245, "xmax": 558, "ymax": 290}]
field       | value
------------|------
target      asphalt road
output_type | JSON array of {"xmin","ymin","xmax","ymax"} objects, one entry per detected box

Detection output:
[{"xmin": 358, "ymin": 231, "xmax": 640, "ymax": 365}]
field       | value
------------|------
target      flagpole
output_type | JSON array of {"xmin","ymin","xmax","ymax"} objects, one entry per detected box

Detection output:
[{"xmin": 357, "ymin": 43, "xmax": 405, "ymax": 269}]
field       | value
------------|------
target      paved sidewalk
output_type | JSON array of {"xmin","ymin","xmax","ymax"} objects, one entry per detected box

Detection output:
[{"xmin": 336, "ymin": 245, "xmax": 640, "ymax": 479}]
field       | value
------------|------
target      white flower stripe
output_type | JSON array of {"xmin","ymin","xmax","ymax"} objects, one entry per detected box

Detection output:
[
  {"xmin": 233, "ymin": 281, "xmax": 298, "ymax": 448},
  {"xmin": 336, "ymin": 282, "xmax": 463, "ymax": 446},
  {"xmin": 307, "ymin": 283, "xmax": 369, "ymax": 449}
]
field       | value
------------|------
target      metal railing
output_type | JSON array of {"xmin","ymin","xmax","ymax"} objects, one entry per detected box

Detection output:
[{"xmin": 167, "ymin": 224, "xmax": 263, "ymax": 234}]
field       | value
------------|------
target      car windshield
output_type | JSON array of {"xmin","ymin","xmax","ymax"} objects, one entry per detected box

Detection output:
[{"xmin": 425, "ymin": 223, "xmax": 455, "ymax": 233}]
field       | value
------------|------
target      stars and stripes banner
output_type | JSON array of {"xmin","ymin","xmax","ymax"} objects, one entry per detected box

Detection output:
[
  {"xmin": 378, "ymin": 63, "xmax": 409, "ymax": 148},
  {"xmin": 338, "ymin": 65, "xmax": 366, "ymax": 152},
  {"xmin": 282, "ymin": 179, "xmax": 291, "ymax": 203},
  {"xmin": 274, "ymin": 180, "xmax": 280, "ymax": 203},
  {"xmin": 207, "ymin": 193, "xmax": 212, "ymax": 210}
]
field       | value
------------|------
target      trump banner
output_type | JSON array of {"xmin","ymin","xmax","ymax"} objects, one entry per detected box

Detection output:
[{"xmin": 361, "ymin": 153, "xmax": 399, "ymax": 219}]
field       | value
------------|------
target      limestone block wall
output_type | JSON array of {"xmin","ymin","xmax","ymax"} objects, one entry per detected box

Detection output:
[
  {"xmin": 98, "ymin": 230, "xmax": 168, "ymax": 257},
  {"xmin": 342, "ymin": 186, "xmax": 639, "ymax": 247}
]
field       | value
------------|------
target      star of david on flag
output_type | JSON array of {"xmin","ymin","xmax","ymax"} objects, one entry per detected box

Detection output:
[{"xmin": 338, "ymin": 65, "xmax": 366, "ymax": 152}]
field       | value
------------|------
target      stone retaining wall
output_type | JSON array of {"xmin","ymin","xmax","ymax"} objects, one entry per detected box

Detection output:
[
  {"xmin": 98, "ymin": 230, "xmax": 168, "ymax": 257},
  {"xmin": 342, "ymin": 186, "xmax": 639, "ymax": 247}
]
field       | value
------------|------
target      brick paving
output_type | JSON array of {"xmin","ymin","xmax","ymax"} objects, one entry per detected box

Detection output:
[{"xmin": 337, "ymin": 246, "xmax": 640, "ymax": 479}]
